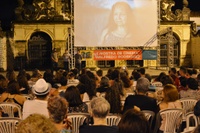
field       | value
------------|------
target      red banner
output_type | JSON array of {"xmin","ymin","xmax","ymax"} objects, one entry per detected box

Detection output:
[{"xmin": 93, "ymin": 50, "xmax": 142, "ymax": 60}]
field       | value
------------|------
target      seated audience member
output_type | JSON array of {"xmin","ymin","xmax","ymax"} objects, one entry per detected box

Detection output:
[
  {"xmin": 158, "ymin": 84, "xmax": 182, "ymax": 133},
  {"xmin": 0, "ymin": 74, "xmax": 7, "ymax": 94},
  {"xmin": 137, "ymin": 67, "xmax": 146, "ymax": 77},
  {"xmin": 96, "ymin": 69, "xmax": 103, "ymax": 80},
  {"xmin": 16, "ymin": 114, "xmax": 59, "ymax": 133},
  {"xmin": 169, "ymin": 67, "xmax": 180, "ymax": 88},
  {"xmin": 79, "ymin": 97, "xmax": 119, "ymax": 133},
  {"xmin": 64, "ymin": 85, "xmax": 88, "ymax": 113},
  {"xmin": 67, "ymin": 72, "xmax": 79, "ymax": 87},
  {"xmin": 6, "ymin": 70, "xmax": 16, "ymax": 82},
  {"xmin": 179, "ymin": 78, "xmax": 200, "ymax": 99},
  {"xmin": 77, "ymin": 74, "xmax": 96, "ymax": 102},
  {"xmin": 0, "ymin": 81, "xmax": 26, "ymax": 105},
  {"xmin": 47, "ymin": 96, "xmax": 72, "ymax": 133},
  {"xmin": 96, "ymin": 76, "xmax": 109, "ymax": 97},
  {"xmin": 28, "ymin": 68, "xmax": 43, "ymax": 88},
  {"xmin": 118, "ymin": 108, "xmax": 149, "ymax": 133},
  {"xmin": 120, "ymin": 71, "xmax": 134, "ymax": 99},
  {"xmin": 0, "ymin": 80, "xmax": 26, "ymax": 117},
  {"xmin": 105, "ymin": 79, "xmax": 122, "ymax": 114},
  {"xmin": 17, "ymin": 75, "xmax": 31, "ymax": 94},
  {"xmin": 22, "ymin": 78, "xmax": 51, "ymax": 119},
  {"xmin": 177, "ymin": 77, "xmax": 187, "ymax": 92},
  {"xmin": 160, "ymin": 75, "xmax": 174, "ymax": 86},
  {"xmin": 192, "ymin": 68, "xmax": 198, "ymax": 79},
  {"xmin": 56, "ymin": 76, "xmax": 68, "ymax": 97},
  {"xmin": 153, "ymin": 72, "xmax": 166, "ymax": 83},
  {"xmin": 123, "ymin": 77, "xmax": 158, "ymax": 114}
]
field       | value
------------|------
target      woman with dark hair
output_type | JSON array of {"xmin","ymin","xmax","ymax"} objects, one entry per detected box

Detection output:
[
  {"xmin": 99, "ymin": 1, "xmax": 135, "ymax": 46},
  {"xmin": 17, "ymin": 75, "xmax": 31, "ymax": 94},
  {"xmin": 78, "ymin": 74, "xmax": 96, "ymax": 102},
  {"xmin": 120, "ymin": 71, "xmax": 134, "ymax": 101},
  {"xmin": 118, "ymin": 109, "xmax": 149, "ymax": 133},
  {"xmin": 64, "ymin": 86, "xmax": 88, "ymax": 113},
  {"xmin": 105, "ymin": 79, "xmax": 122, "ymax": 114}
]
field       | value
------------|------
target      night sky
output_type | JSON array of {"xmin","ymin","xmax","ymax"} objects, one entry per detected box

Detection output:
[{"xmin": 0, "ymin": 0, "xmax": 200, "ymax": 31}]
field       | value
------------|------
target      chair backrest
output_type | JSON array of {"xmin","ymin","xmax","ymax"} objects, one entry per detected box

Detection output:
[
  {"xmin": 0, "ymin": 117, "xmax": 21, "ymax": 133},
  {"xmin": 106, "ymin": 114, "xmax": 121, "ymax": 126},
  {"xmin": 141, "ymin": 110, "xmax": 155, "ymax": 132},
  {"xmin": 179, "ymin": 98, "xmax": 197, "ymax": 121},
  {"xmin": 67, "ymin": 113, "xmax": 90, "ymax": 133},
  {"xmin": 0, "ymin": 102, "xmax": 22, "ymax": 119},
  {"xmin": 159, "ymin": 108, "xmax": 183, "ymax": 133},
  {"xmin": 184, "ymin": 112, "xmax": 199, "ymax": 132}
]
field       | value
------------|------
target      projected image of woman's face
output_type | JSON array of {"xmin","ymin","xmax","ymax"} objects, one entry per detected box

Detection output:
[{"xmin": 113, "ymin": 6, "xmax": 127, "ymax": 26}]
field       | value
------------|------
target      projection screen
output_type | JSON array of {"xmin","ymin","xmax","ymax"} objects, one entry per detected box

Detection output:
[{"xmin": 74, "ymin": 0, "xmax": 158, "ymax": 47}]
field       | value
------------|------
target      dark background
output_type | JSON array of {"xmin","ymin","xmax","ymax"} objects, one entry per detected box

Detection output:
[{"xmin": 0, "ymin": 0, "xmax": 200, "ymax": 31}]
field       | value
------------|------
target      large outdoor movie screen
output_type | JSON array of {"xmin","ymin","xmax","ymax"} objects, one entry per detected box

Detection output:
[{"xmin": 74, "ymin": 0, "xmax": 158, "ymax": 47}]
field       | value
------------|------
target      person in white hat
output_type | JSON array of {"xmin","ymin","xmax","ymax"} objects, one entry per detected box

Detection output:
[{"xmin": 22, "ymin": 78, "xmax": 51, "ymax": 119}]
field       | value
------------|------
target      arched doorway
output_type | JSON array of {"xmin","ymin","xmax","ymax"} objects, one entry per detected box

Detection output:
[
  {"xmin": 160, "ymin": 32, "xmax": 180, "ymax": 67},
  {"xmin": 28, "ymin": 32, "xmax": 52, "ymax": 70}
]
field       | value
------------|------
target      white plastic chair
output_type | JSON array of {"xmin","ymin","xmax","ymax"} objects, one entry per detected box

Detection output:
[
  {"xmin": 106, "ymin": 114, "xmax": 121, "ymax": 126},
  {"xmin": 142, "ymin": 110, "xmax": 155, "ymax": 132},
  {"xmin": 67, "ymin": 113, "xmax": 90, "ymax": 133},
  {"xmin": 0, "ymin": 102, "xmax": 22, "ymax": 119},
  {"xmin": 179, "ymin": 98, "xmax": 197, "ymax": 121},
  {"xmin": 158, "ymin": 108, "xmax": 183, "ymax": 133},
  {"xmin": 182, "ymin": 112, "xmax": 199, "ymax": 133},
  {"xmin": 0, "ymin": 117, "xmax": 21, "ymax": 133}
]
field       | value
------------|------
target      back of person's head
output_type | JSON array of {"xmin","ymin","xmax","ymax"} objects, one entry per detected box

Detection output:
[
  {"xmin": 179, "ymin": 66, "xmax": 187, "ymax": 75},
  {"xmin": 160, "ymin": 75, "xmax": 174, "ymax": 86},
  {"xmin": 170, "ymin": 67, "xmax": 177, "ymax": 74},
  {"xmin": 47, "ymin": 96, "xmax": 68, "ymax": 123},
  {"xmin": 7, "ymin": 80, "xmax": 20, "ymax": 94},
  {"xmin": 156, "ymin": 72, "xmax": 166, "ymax": 82},
  {"xmin": 118, "ymin": 109, "xmax": 149, "ymax": 133},
  {"xmin": 110, "ymin": 69, "xmax": 120, "ymax": 80},
  {"xmin": 192, "ymin": 68, "xmax": 198, "ymax": 75},
  {"xmin": 16, "ymin": 114, "xmax": 59, "ymax": 133},
  {"xmin": 90, "ymin": 97, "xmax": 110, "ymax": 118},
  {"xmin": 180, "ymin": 77, "xmax": 187, "ymax": 87},
  {"xmin": 100, "ymin": 76, "xmax": 109, "ymax": 87},
  {"xmin": 186, "ymin": 69, "xmax": 193, "ymax": 76},
  {"xmin": 67, "ymin": 71, "xmax": 75, "ymax": 79},
  {"xmin": 136, "ymin": 77, "xmax": 150, "ymax": 94},
  {"xmin": 96, "ymin": 69, "xmax": 103, "ymax": 77},
  {"xmin": 163, "ymin": 84, "xmax": 179, "ymax": 102},
  {"xmin": 6, "ymin": 70, "xmax": 16, "ymax": 81},
  {"xmin": 138, "ymin": 67, "xmax": 145, "ymax": 75},
  {"xmin": 132, "ymin": 71, "xmax": 141, "ymax": 81},
  {"xmin": 64, "ymin": 85, "xmax": 82, "ymax": 106},
  {"xmin": 59, "ymin": 76, "xmax": 67, "ymax": 86},
  {"xmin": 187, "ymin": 78, "xmax": 198, "ymax": 90},
  {"xmin": 120, "ymin": 71, "xmax": 132, "ymax": 88}
]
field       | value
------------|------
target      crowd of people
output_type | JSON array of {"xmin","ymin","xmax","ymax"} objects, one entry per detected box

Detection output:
[{"xmin": 0, "ymin": 66, "xmax": 200, "ymax": 133}]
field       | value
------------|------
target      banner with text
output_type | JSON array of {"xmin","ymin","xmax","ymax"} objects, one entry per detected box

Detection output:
[{"xmin": 94, "ymin": 50, "xmax": 142, "ymax": 60}]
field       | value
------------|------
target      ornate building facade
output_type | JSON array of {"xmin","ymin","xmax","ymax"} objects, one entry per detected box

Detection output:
[{"xmin": 0, "ymin": 0, "xmax": 200, "ymax": 71}]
